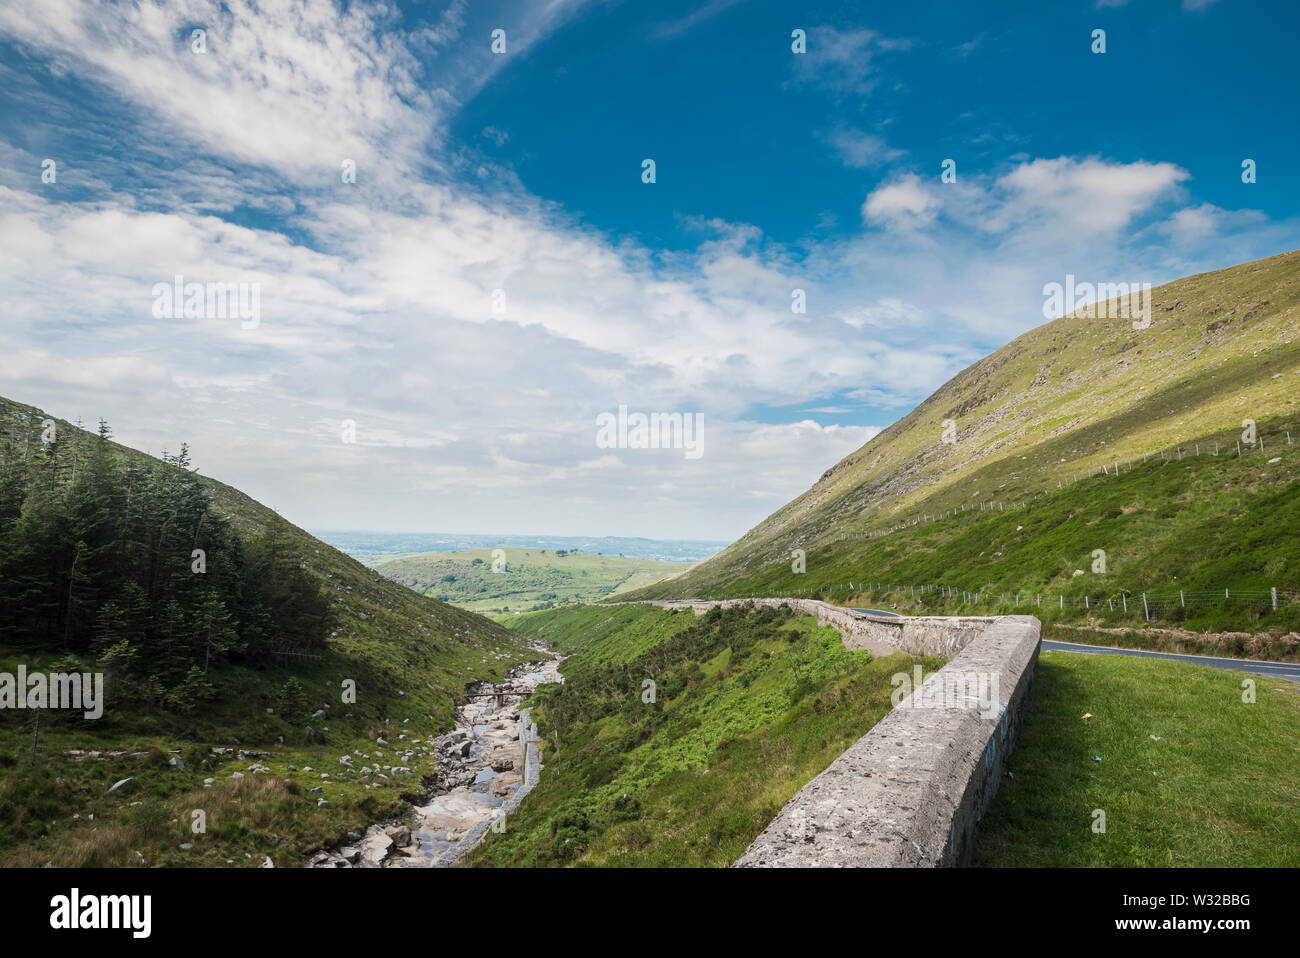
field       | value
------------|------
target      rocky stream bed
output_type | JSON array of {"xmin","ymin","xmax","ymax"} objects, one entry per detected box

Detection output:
[{"xmin": 306, "ymin": 651, "xmax": 563, "ymax": 868}]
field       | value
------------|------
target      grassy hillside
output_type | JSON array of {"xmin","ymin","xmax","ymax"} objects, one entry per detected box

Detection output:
[
  {"xmin": 461, "ymin": 602, "xmax": 943, "ymax": 867},
  {"xmin": 974, "ymin": 650, "xmax": 1300, "ymax": 866},
  {"xmin": 0, "ymin": 395, "xmax": 535, "ymax": 866},
  {"xmin": 375, "ymin": 547, "xmax": 693, "ymax": 614},
  {"xmin": 625, "ymin": 251, "xmax": 1300, "ymax": 639}
]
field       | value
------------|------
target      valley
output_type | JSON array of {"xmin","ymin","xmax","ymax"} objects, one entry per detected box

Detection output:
[
  {"xmin": 2, "ymin": 250, "xmax": 1298, "ymax": 872},
  {"xmin": 374, "ymin": 547, "xmax": 695, "ymax": 615}
]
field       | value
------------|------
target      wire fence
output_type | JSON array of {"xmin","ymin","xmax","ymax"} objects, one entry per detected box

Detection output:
[{"xmin": 719, "ymin": 580, "xmax": 1295, "ymax": 623}]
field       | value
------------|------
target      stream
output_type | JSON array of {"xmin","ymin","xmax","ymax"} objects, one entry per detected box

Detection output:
[{"xmin": 307, "ymin": 649, "xmax": 563, "ymax": 868}]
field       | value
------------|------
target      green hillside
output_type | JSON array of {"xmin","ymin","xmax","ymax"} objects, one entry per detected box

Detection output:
[
  {"xmin": 462, "ymin": 602, "xmax": 943, "ymax": 867},
  {"xmin": 0, "ymin": 396, "xmax": 534, "ymax": 866},
  {"xmin": 624, "ymin": 251, "xmax": 1300, "ymax": 640},
  {"xmin": 375, "ymin": 547, "xmax": 693, "ymax": 614}
]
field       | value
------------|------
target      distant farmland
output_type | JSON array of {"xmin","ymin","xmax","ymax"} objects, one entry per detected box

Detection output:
[{"xmin": 375, "ymin": 547, "xmax": 693, "ymax": 614}]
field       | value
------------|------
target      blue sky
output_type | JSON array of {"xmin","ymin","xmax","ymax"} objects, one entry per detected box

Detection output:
[{"xmin": 0, "ymin": 0, "xmax": 1296, "ymax": 540}]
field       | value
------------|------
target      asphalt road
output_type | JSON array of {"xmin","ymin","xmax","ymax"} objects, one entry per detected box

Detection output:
[
  {"xmin": 1042, "ymin": 638, "xmax": 1300, "ymax": 682},
  {"xmin": 849, "ymin": 607, "xmax": 1298, "ymax": 681}
]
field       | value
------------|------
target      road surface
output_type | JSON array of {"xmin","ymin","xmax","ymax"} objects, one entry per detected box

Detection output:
[
  {"xmin": 850, "ymin": 607, "xmax": 1298, "ymax": 681},
  {"xmin": 1042, "ymin": 638, "xmax": 1300, "ymax": 682}
]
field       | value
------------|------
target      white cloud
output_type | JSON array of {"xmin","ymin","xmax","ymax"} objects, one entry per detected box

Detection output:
[
  {"xmin": 862, "ymin": 174, "xmax": 939, "ymax": 228},
  {"xmin": 824, "ymin": 128, "xmax": 905, "ymax": 169},
  {"xmin": 791, "ymin": 26, "xmax": 911, "ymax": 95},
  {"xmin": 0, "ymin": 0, "xmax": 593, "ymax": 184},
  {"xmin": 0, "ymin": 5, "xmax": 1290, "ymax": 542},
  {"xmin": 986, "ymin": 156, "xmax": 1188, "ymax": 237}
]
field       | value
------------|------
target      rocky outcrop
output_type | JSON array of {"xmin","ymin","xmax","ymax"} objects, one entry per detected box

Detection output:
[{"xmin": 309, "ymin": 654, "xmax": 562, "ymax": 869}]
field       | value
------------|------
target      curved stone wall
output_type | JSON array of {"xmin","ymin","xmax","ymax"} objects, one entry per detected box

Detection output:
[
  {"xmin": 646, "ymin": 597, "xmax": 997, "ymax": 658},
  {"xmin": 730, "ymin": 612, "xmax": 1042, "ymax": 867}
]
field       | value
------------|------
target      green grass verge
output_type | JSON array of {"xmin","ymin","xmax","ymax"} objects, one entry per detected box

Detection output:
[{"xmin": 973, "ymin": 651, "xmax": 1300, "ymax": 866}]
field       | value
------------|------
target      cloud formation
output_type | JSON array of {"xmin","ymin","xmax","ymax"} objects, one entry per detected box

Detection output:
[{"xmin": 0, "ymin": 1, "xmax": 1289, "ymax": 541}]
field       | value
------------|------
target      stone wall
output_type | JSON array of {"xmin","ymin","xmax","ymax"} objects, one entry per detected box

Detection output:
[
  {"xmin": 732, "ymin": 613, "xmax": 1042, "ymax": 867},
  {"xmin": 646, "ymin": 598, "xmax": 996, "ymax": 659}
]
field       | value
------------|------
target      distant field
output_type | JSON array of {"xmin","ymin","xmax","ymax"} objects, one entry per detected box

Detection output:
[
  {"xmin": 374, "ymin": 548, "xmax": 693, "ymax": 614},
  {"xmin": 974, "ymin": 651, "xmax": 1300, "ymax": 866},
  {"xmin": 311, "ymin": 530, "xmax": 728, "ymax": 566}
]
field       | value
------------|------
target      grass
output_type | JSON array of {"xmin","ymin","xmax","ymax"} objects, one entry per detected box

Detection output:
[
  {"xmin": 973, "ymin": 651, "xmax": 1300, "ymax": 866},
  {"xmin": 627, "ymin": 423, "xmax": 1300, "ymax": 642},
  {"xmin": 374, "ymin": 547, "xmax": 692, "ymax": 615},
  {"xmin": 0, "ymin": 647, "xmax": 486, "ymax": 868},
  {"xmin": 0, "ymin": 640, "xmax": 489, "ymax": 866},
  {"xmin": 461, "ymin": 602, "xmax": 944, "ymax": 867}
]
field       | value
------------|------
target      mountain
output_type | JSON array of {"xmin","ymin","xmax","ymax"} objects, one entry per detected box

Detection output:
[
  {"xmin": 625, "ymin": 250, "xmax": 1300, "ymax": 635},
  {"xmin": 0, "ymin": 394, "xmax": 530, "ymax": 715},
  {"xmin": 0, "ymin": 395, "xmax": 534, "ymax": 866}
]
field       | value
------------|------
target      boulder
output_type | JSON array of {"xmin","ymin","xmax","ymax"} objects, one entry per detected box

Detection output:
[
  {"xmin": 107, "ymin": 778, "xmax": 136, "ymax": 794},
  {"xmin": 359, "ymin": 830, "xmax": 393, "ymax": 866}
]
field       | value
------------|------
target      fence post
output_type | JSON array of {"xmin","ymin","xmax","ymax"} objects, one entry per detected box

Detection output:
[
  {"xmin": 1273, "ymin": 587, "xmax": 1279, "ymax": 612},
  {"xmin": 1142, "ymin": 593, "xmax": 1149, "ymax": 621},
  {"xmin": 1085, "ymin": 595, "xmax": 1089, "ymax": 610},
  {"xmin": 1059, "ymin": 595, "xmax": 1063, "ymax": 610},
  {"xmin": 1122, "ymin": 594, "xmax": 1127, "ymax": 613},
  {"xmin": 1180, "ymin": 590, "xmax": 1184, "ymax": 608}
]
